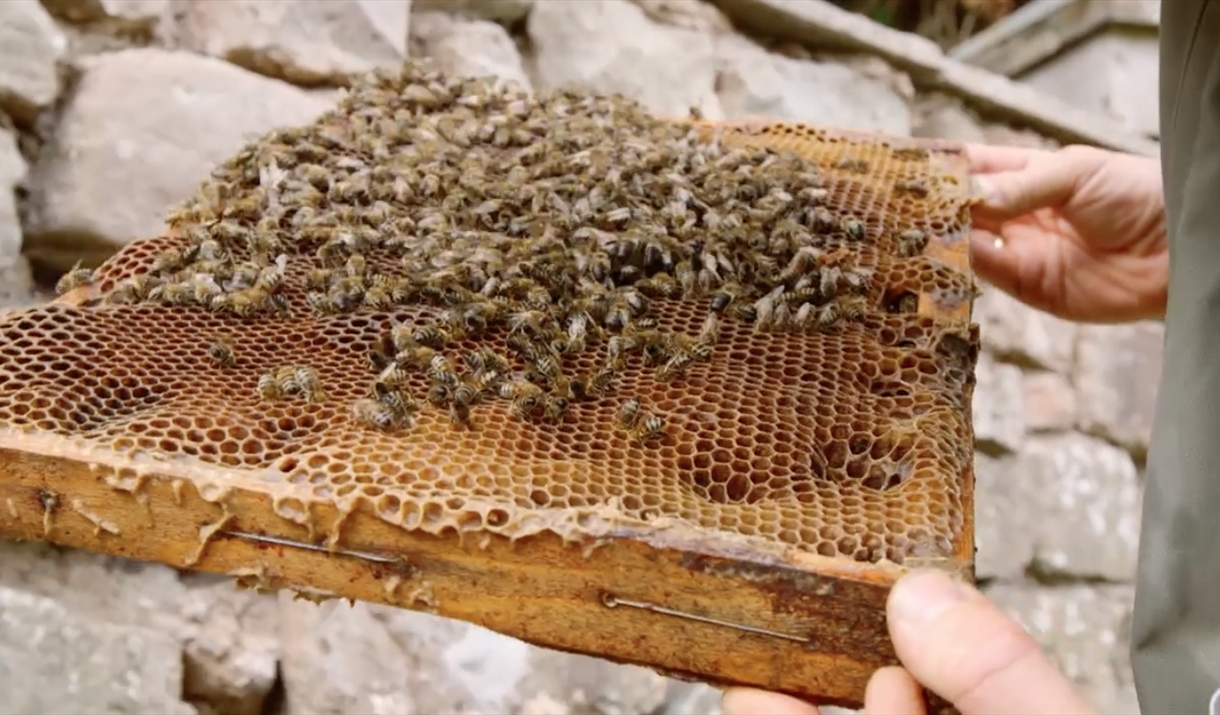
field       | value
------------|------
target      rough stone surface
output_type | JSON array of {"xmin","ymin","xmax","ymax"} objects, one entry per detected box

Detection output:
[
  {"xmin": 713, "ymin": 33, "xmax": 911, "ymax": 134},
  {"xmin": 413, "ymin": 0, "xmax": 534, "ymax": 25},
  {"xmin": 1024, "ymin": 370, "xmax": 1077, "ymax": 433},
  {"xmin": 526, "ymin": 0, "xmax": 721, "ymax": 119},
  {"xmin": 0, "ymin": 128, "xmax": 26, "ymax": 265},
  {"xmin": 25, "ymin": 48, "xmax": 333, "ymax": 258},
  {"xmin": 975, "ymin": 285, "xmax": 1077, "ymax": 373},
  {"xmin": 0, "ymin": 541, "xmax": 280, "ymax": 714},
  {"xmin": 1015, "ymin": 434, "xmax": 1142, "ymax": 581},
  {"xmin": 629, "ymin": 0, "xmax": 734, "ymax": 33},
  {"xmin": 973, "ymin": 351, "xmax": 1025, "ymax": 456},
  {"xmin": 281, "ymin": 597, "xmax": 675, "ymax": 715},
  {"xmin": 973, "ymin": 454, "xmax": 1035, "ymax": 581},
  {"xmin": 986, "ymin": 584, "xmax": 1139, "ymax": 714},
  {"xmin": 182, "ymin": 0, "xmax": 411, "ymax": 86},
  {"xmin": 0, "ymin": 0, "xmax": 68, "ymax": 122},
  {"xmin": 0, "ymin": 585, "xmax": 195, "ymax": 715},
  {"xmin": 1075, "ymin": 321, "xmax": 1163, "ymax": 459},
  {"xmin": 40, "ymin": 0, "xmax": 169, "ymax": 30},
  {"xmin": 410, "ymin": 11, "xmax": 532, "ymax": 90}
]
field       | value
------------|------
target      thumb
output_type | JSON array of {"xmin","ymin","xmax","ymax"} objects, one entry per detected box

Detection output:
[
  {"xmin": 886, "ymin": 571, "xmax": 1096, "ymax": 715},
  {"xmin": 974, "ymin": 155, "xmax": 1081, "ymax": 222}
]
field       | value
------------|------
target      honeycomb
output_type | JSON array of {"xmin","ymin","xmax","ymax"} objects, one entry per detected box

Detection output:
[{"xmin": 1, "ymin": 61, "xmax": 978, "ymax": 568}]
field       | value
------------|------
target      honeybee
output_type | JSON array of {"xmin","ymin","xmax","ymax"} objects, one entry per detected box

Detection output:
[
  {"xmin": 658, "ymin": 353, "xmax": 695, "ymax": 382},
  {"xmin": 543, "ymin": 395, "xmax": 570, "ymax": 422},
  {"xmin": 810, "ymin": 206, "xmax": 836, "ymax": 233},
  {"xmin": 412, "ymin": 325, "xmax": 451, "ymax": 349},
  {"xmin": 633, "ymin": 414, "xmax": 666, "ymax": 444},
  {"xmin": 150, "ymin": 248, "xmax": 186, "ymax": 274},
  {"xmin": 352, "ymin": 398, "xmax": 404, "ymax": 431},
  {"xmin": 892, "ymin": 146, "xmax": 930, "ymax": 161},
  {"xmin": 197, "ymin": 239, "xmax": 227, "ymax": 261},
  {"xmin": 501, "ymin": 380, "xmax": 543, "ymax": 420},
  {"xmin": 275, "ymin": 365, "xmax": 300, "ymax": 395},
  {"xmin": 895, "ymin": 228, "xmax": 928, "ymax": 258},
  {"xmin": 345, "ymin": 253, "xmax": 367, "ymax": 278},
  {"xmin": 697, "ymin": 312, "xmax": 720, "ymax": 346},
  {"xmin": 426, "ymin": 383, "xmax": 451, "ymax": 407},
  {"xmin": 834, "ymin": 158, "xmax": 869, "ymax": 173},
  {"xmin": 617, "ymin": 399, "xmax": 641, "ymax": 430},
  {"xmin": 841, "ymin": 217, "xmax": 866, "ymax": 241},
  {"xmin": 507, "ymin": 309, "xmax": 551, "ymax": 337},
  {"xmin": 306, "ymin": 268, "xmax": 334, "ymax": 290},
  {"xmin": 148, "ymin": 282, "xmax": 196, "ymax": 305},
  {"xmin": 257, "ymin": 372, "xmax": 281, "ymax": 400},
  {"xmin": 709, "ymin": 281, "xmax": 747, "ymax": 313},
  {"xmin": 363, "ymin": 285, "xmax": 394, "ymax": 309},
  {"xmin": 895, "ymin": 179, "xmax": 929, "ymax": 198},
  {"xmin": 427, "ymin": 355, "xmax": 458, "ymax": 387},
  {"xmin": 399, "ymin": 344, "xmax": 437, "ymax": 371},
  {"xmin": 531, "ymin": 353, "xmax": 562, "ymax": 383},
  {"xmin": 449, "ymin": 382, "xmax": 479, "ymax": 429},
  {"xmin": 839, "ymin": 295, "xmax": 868, "ymax": 322},
  {"xmin": 293, "ymin": 366, "xmax": 326, "ymax": 403},
  {"xmin": 816, "ymin": 303, "xmax": 842, "ymax": 332},
  {"xmin": 207, "ymin": 337, "xmax": 236, "ymax": 368},
  {"xmin": 586, "ymin": 365, "xmax": 616, "ymax": 397},
  {"xmin": 374, "ymin": 382, "xmax": 418, "ymax": 419},
  {"xmin": 55, "ymin": 262, "xmax": 94, "ymax": 295}
]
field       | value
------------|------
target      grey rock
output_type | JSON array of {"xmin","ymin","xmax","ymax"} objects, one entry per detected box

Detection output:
[
  {"xmin": 972, "ymin": 352, "xmax": 1025, "ymax": 455},
  {"xmin": 912, "ymin": 94, "xmax": 987, "ymax": 143},
  {"xmin": 40, "ymin": 0, "xmax": 169, "ymax": 30},
  {"xmin": 411, "ymin": 11, "xmax": 532, "ymax": 90},
  {"xmin": 974, "ymin": 286, "xmax": 1077, "ymax": 373},
  {"xmin": 25, "ymin": 48, "xmax": 333, "ymax": 253},
  {"xmin": 1074, "ymin": 321, "xmax": 1163, "ymax": 459},
  {"xmin": 413, "ymin": 0, "xmax": 533, "ymax": 25},
  {"xmin": 0, "ymin": 585, "xmax": 195, "ymax": 715},
  {"xmin": 628, "ymin": 0, "xmax": 734, "ymax": 33},
  {"xmin": 1023, "ymin": 370, "xmax": 1077, "ymax": 433},
  {"xmin": 521, "ymin": 649, "xmax": 670, "ymax": 715},
  {"xmin": 179, "ymin": 575, "xmax": 280, "ymax": 715},
  {"xmin": 973, "ymin": 454, "xmax": 1036, "ymax": 581},
  {"xmin": 280, "ymin": 597, "xmax": 676, "ymax": 715},
  {"xmin": 0, "ymin": 542, "xmax": 280, "ymax": 715},
  {"xmin": 182, "ymin": 0, "xmax": 411, "ymax": 86},
  {"xmin": 985, "ymin": 583, "xmax": 1138, "ymax": 714},
  {"xmin": 0, "ymin": 0, "xmax": 67, "ymax": 122},
  {"xmin": 702, "ymin": 0, "xmax": 1156, "ymax": 156},
  {"xmin": 662, "ymin": 682, "xmax": 722, "ymax": 715},
  {"xmin": 1015, "ymin": 434, "xmax": 1142, "ymax": 581},
  {"xmin": 526, "ymin": 0, "xmax": 721, "ymax": 119},
  {"xmin": 0, "ymin": 128, "xmax": 26, "ymax": 264},
  {"xmin": 974, "ymin": 434, "xmax": 1143, "ymax": 582},
  {"xmin": 714, "ymin": 33, "xmax": 911, "ymax": 135}
]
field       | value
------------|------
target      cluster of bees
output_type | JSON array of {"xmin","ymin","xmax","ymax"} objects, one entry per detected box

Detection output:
[{"xmin": 58, "ymin": 59, "xmax": 955, "ymax": 441}]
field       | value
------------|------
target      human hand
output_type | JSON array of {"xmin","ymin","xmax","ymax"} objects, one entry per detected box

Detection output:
[
  {"xmin": 965, "ymin": 143, "xmax": 1167, "ymax": 323},
  {"xmin": 721, "ymin": 570, "xmax": 1098, "ymax": 715}
]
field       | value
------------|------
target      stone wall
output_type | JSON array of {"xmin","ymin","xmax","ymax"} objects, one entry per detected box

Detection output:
[{"xmin": 0, "ymin": 1, "xmax": 1157, "ymax": 713}]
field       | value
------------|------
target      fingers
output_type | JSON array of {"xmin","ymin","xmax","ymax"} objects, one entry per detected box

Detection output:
[
  {"xmin": 722, "ymin": 688, "xmax": 820, "ymax": 715},
  {"xmin": 886, "ymin": 571, "xmax": 1097, "ymax": 715},
  {"xmin": 963, "ymin": 143, "xmax": 1042, "ymax": 174},
  {"xmin": 973, "ymin": 145, "xmax": 1105, "ymax": 222},
  {"xmin": 864, "ymin": 666, "xmax": 926, "ymax": 715},
  {"xmin": 967, "ymin": 229, "xmax": 1038, "ymax": 307}
]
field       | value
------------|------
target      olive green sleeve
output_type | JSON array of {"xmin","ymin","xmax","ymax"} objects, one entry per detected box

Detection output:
[{"xmin": 1132, "ymin": 2, "xmax": 1220, "ymax": 713}]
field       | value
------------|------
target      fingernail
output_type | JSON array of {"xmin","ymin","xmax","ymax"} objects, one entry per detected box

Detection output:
[
  {"xmin": 890, "ymin": 570, "xmax": 968, "ymax": 625},
  {"xmin": 971, "ymin": 175, "xmax": 997, "ymax": 203}
]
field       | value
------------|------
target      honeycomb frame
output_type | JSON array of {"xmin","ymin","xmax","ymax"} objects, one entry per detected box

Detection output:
[{"xmin": 0, "ymin": 78, "xmax": 976, "ymax": 714}]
